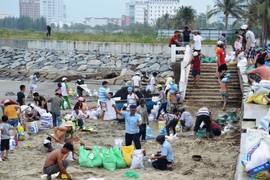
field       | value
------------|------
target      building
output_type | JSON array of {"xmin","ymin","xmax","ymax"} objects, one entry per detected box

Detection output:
[
  {"xmin": 41, "ymin": 0, "xmax": 66, "ymax": 25},
  {"xmin": 125, "ymin": 0, "xmax": 148, "ymax": 26},
  {"xmin": 84, "ymin": 17, "xmax": 108, "ymax": 27},
  {"xmin": 19, "ymin": 0, "xmax": 40, "ymax": 20},
  {"xmin": 0, "ymin": 14, "xmax": 11, "ymax": 20},
  {"xmin": 147, "ymin": 0, "xmax": 181, "ymax": 26}
]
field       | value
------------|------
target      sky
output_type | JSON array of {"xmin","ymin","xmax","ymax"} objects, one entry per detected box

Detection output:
[{"xmin": 0, "ymin": 0, "xmax": 214, "ymax": 23}]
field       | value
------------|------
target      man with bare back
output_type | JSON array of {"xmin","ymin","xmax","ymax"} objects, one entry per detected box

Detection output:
[{"xmin": 43, "ymin": 142, "xmax": 74, "ymax": 180}]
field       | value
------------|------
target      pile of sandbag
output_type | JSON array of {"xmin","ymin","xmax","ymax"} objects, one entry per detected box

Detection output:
[
  {"xmin": 201, "ymin": 57, "xmax": 216, "ymax": 63},
  {"xmin": 246, "ymin": 80, "xmax": 270, "ymax": 105},
  {"xmin": 79, "ymin": 143, "xmax": 145, "ymax": 171}
]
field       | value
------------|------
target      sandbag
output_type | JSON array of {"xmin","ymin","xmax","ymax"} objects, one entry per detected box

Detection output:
[
  {"xmin": 122, "ymin": 145, "xmax": 134, "ymax": 167},
  {"xmin": 258, "ymin": 80, "xmax": 270, "ymax": 90},
  {"xmin": 102, "ymin": 147, "xmax": 116, "ymax": 171},
  {"xmin": 79, "ymin": 146, "xmax": 93, "ymax": 168},
  {"xmin": 130, "ymin": 149, "xmax": 144, "ymax": 169},
  {"xmin": 245, "ymin": 64, "xmax": 255, "ymax": 73},
  {"xmin": 252, "ymin": 94, "xmax": 268, "ymax": 105},
  {"xmin": 30, "ymin": 121, "xmax": 38, "ymax": 134},
  {"xmin": 92, "ymin": 146, "xmax": 103, "ymax": 167},
  {"xmin": 228, "ymin": 61, "xmax": 237, "ymax": 66},
  {"xmin": 111, "ymin": 147, "xmax": 126, "ymax": 169},
  {"xmin": 40, "ymin": 112, "xmax": 53, "ymax": 129},
  {"xmin": 146, "ymin": 126, "xmax": 155, "ymax": 140},
  {"xmin": 254, "ymin": 87, "xmax": 270, "ymax": 95},
  {"xmin": 242, "ymin": 134, "xmax": 270, "ymax": 179}
]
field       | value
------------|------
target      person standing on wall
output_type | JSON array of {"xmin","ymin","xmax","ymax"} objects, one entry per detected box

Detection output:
[
  {"xmin": 191, "ymin": 30, "xmax": 203, "ymax": 53},
  {"xmin": 182, "ymin": 25, "xmax": 191, "ymax": 47},
  {"xmin": 46, "ymin": 25, "xmax": 51, "ymax": 37}
]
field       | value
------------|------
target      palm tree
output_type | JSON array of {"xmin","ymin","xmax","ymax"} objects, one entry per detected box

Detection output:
[
  {"xmin": 247, "ymin": 0, "xmax": 270, "ymax": 46},
  {"xmin": 207, "ymin": 0, "xmax": 244, "ymax": 30},
  {"xmin": 155, "ymin": 14, "xmax": 173, "ymax": 29},
  {"xmin": 173, "ymin": 6, "xmax": 197, "ymax": 29}
]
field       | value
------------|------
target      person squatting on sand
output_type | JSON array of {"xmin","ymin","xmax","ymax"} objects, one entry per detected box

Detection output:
[
  {"xmin": 151, "ymin": 135, "xmax": 174, "ymax": 171},
  {"xmin": 43, "ymin": 142, "xmax": 74, "ymax": 180},
  {"xmin": 113, "ymin": 104, "xmax": 142, "ymax": 149},
  {"xmin": 193, "ymin": 107, "xmax": 212, "ymax": 139}
]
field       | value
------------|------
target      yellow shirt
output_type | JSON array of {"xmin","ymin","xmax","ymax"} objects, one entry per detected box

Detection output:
[
  {"xmin": 4, "ymin": 105, "xmax": 18, "ymax": 120},
  {"xmin": 166, "ymin": 77, "xmax": 173, "ymax": 86}
]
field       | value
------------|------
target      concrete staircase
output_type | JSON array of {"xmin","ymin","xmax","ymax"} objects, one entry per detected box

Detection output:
[{"xmin": 185, "ymin": 63, "xmax": 242, "ymax": 105}]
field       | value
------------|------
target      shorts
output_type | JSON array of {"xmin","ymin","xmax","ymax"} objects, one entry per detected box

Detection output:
[
  {"xmin": 1, "ymin": 139, "xmax": 10, "ymax": 151},
  {"xmin": 99, "ymin": 101, "xmax": 107, "ymax": 111},
  {"xmin": 194, "ymin": 115, "xmax": 211, "ymax": 132},
  {"xmin": 220, "ymin": 90, "xmax": 229, "ymax": 102},
  {"xmin": 249, "ymin": 73, "xmax": 261, "ymax": 83},
  {"xmin": 29, "ymin": 83, "xmax": 37, "ymax": 91},
  {"xmin": 245, "ymin": 47, "xmax": 256, "ymax": 60},
  {"xmin": 8, "ymin": 118, "xmax": 19, "ymax": 127},
  {"xmin": 218, "ymin": 64, "xmax": 228, "ymax": 73},
  {"xmin": 192, "ymin": 70, "xmax": 200, "ymax": 77},
  {"xmin": 43, "ymin": 160, "xmax": 69, "ymax": 176}
]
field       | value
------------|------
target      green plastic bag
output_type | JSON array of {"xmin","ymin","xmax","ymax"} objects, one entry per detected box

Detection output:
[
  {"xmin": 201, "ymin": 58, "xmax": 209, "ymax": 63},
  {"xmin": 111, "ymin": 147, "xmax": 127, "ymax": 169},
  {"xmin": 226, "ymin": 111, "xmax": 240, "ymax": 123},
  {"xmin": 209, "ymin": 57, "xmax": 216, "ymax": 63},
  {"xmin": 196, "ymin": 128, "xmax": 208, "ymax": 139},
  {"xmin": 92, "ymin": 145, "xmax": 103, "ymax": 167},
  {"xmin": 124, "ymin": 171, "xmax": 139, "ymax": 179},
  {"xmin": 102, "ymin": 147, "xmax": 116, "ymax": 171},
  {"xmin": 79, "ymin": 146, "xmax": 93, "ymax": 168},
  {"xmin": 245, "ymin": 64, "xmax": 255, "ymax": 73}
]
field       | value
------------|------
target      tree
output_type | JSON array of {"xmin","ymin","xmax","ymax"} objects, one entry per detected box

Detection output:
[
  {"xmin": 247, "ymin": 0, "xmax": 270, "ymax": 46},
  {"xmin": 155, "ymin": 14, "xmax": 173, "ymax": 29},
  {"xmin": 207, "ymin": 0, "xmax": 243, "ymax": 30},
  {"xmin": 174, "ymin": 6, "xmax": 197, "ymax": 29},
  {"xmin": 196, "ymin": 13, "xmax": 207, "ymax": 29}
]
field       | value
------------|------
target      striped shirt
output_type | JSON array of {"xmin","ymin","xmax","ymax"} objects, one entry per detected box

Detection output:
[{"xmin": 197, "ymin": 107, "xmax": 211, "ymax": 116}]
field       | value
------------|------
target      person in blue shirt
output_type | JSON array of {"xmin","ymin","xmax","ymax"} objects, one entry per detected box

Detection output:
[
  {"xmin": 99, "ymin": 81, "xmax": 110, "ymax": 121},
  {"xmin": 151, "ymin": 135, "xmax": 173, "ymax": 171},
  {"xmin": 113, "ymin": 104, "xmax": 142, "ymax": 149}
]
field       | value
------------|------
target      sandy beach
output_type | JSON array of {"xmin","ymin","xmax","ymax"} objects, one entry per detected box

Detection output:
[{"xmin": 0, "ymin": 79, "xmax": 240, "ymax": 180}]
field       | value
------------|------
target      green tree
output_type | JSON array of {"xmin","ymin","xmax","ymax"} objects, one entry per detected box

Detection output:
[
  {"xmin": 173, "ymin": 6, "xmax": 197, "ymax": 29},
  {"xmin": 247, "ymin": 0, "xmax": 270, "ymax": 46},
  {"xmin": 196, "ymin": 13, "xmax": 207, "ymax": 29},
  {"xmin": 155, "ymin": 14, "xmax": 173, "ymax": 29},
  {"xmin": 207, "ymin": 0, "xmax": 243, "ymax": 30}
]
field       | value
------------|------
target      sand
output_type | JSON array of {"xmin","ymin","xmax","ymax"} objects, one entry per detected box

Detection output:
[{"xmin": 0, "ymin": 80, "xmax": 240, "ymax": 180}]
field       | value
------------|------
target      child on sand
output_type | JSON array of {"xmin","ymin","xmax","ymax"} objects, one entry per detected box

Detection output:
[
  {"xmin": 0, "ymin": 115, "xmax": 15, "ymax": 161},
  {"xmin": 220, "ymin": 73, "xmax": 231, "ymax": 111}
]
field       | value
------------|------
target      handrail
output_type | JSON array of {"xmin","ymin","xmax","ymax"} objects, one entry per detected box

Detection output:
[{"xmin": 179, "ymin": 45, "xmax": 192, "ymax": 100}]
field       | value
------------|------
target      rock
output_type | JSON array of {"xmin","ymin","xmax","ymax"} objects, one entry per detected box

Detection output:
[
  {"xmin": 159, "ymin": 64, "xmax": 170, "ymax": 72},
  {"xmin": 149, "ymin": 63, "xmax": 160, "ymax": 72},
  {"xmin": 136, "ymin": 63, "xmax": 147, "ymax": 70},
  {"xmin": 129, "ymin": 59, "xmax": 138, "ymax": 65},
  {"xmin": 88, "ymin": 60, "xmax": 101, "ymax": 66},
  {"xmin": 10, "ymin": 60, "xmax": 21, "ymax": 69},
  {"xmin": 115, "ymin": 60, "xmax": 122, "ymax": 67},
  {"xmin": 77, "ymin": 60, "xmax": 87, "ymax": 65},
  {"xmin": 77, "ymin": 65, "xmax": 88, "ymax": 71}
]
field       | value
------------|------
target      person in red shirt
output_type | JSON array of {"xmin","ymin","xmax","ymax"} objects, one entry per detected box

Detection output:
[
  {"xmin": 169, "ymin": 30, "xmax": 182, "ymax": 47},
  {"xmin": 216, "ymin": 41, "xmax": 228, "ymax": 82},
  {"xmin": 185, "ymin": 51, "xmax": 205, "ymax": 88},
  {"xmin": 211, "ymin": 121, "xmax": 221, "ymax": 136}
]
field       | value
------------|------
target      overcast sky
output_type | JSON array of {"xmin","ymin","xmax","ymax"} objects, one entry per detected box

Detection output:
[{"xmin": 0, "ymin": 0, "xmax": 214, "ymax": 22}]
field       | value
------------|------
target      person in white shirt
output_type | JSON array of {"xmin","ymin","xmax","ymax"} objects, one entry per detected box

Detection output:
[
  {"xmin": 71, "ymin": 106, "xmax": 87, "ymax": 129},
  {"xmin": 241, "ymin": 24, "xmax": 256, "ymax": 62},
  {"xmin": 149, "ymin": 72, "xmax": 157, "ymax": 93},
  {"xmin": 131, "ymin": 72, "xmax": 141, "ymax": 92},
  {"xmin": 179, "ymin": 108, "xmax": 193, "ymax": 131},
  {"xmin": 127, "ymin": 87, "xmax": 139, "ymax": 110},
  {"xmin": 191, "ymin": 30, "xmax": 203, "ymax": 52}
]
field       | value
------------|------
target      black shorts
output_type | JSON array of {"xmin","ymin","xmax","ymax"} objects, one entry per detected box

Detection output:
[
  {"xmin": 218, "ymin": 64, "xmax": 228, "ymax": 73},
  {"xmin": 1, "ymin": 139, "xmax": 10, "ymax": 151},
  {"xmin": 194, "ymin": 115, "xmax": 211, "ymax": 132},
  {"xmin": 192, "ymin": 70, "xmax": 200, "ymax": 77}
]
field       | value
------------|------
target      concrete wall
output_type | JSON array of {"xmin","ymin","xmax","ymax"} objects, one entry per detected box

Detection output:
[{"xmin": 0, "ymin": 39, "xmax": 232, "ymax": 56}]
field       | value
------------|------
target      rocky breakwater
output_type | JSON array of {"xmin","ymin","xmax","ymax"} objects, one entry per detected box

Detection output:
[{"xmin": 0, "ymin": 46, "xmax": 174, "ymax": 83}]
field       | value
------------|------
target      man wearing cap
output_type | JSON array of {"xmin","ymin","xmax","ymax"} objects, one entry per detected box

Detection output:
[
  {"xmin": 75, "ymin": 75, "xmax": 86, "ymax": 97},
  {"xmin": 48, "ymin": 91, "xmax": 63, "ymax": 127},
  {"xmin": 61, "ymin": 77, "xmax": 71, "ymax": 109},
  {"xmin": 43, "ymin": 142, "xmax": 74, "ymax": 180},
  {"xmin": 53, "ymin": 121, "xmax": 74, "ymax": 144},
  {"xmin": 241, "ymin": 24, "xmax": 256, "ymax": 62},
  {"xmin": 127, "ymin": 87, "xmax": 139, "ymax": 110},
  {"xmin": 131, "ymin": 72, "xmax": 141, "ymax": 91},
  {"xmin": 99, "ymin": 81, "xmax": 110, "ymax": 121},
  {"xmin": 185, "ymin": 51, "xmax": 205, "ymax": 88},
  {"xmin": 113, "ymin": 104, "xmax": 142, "ymax": 149}
]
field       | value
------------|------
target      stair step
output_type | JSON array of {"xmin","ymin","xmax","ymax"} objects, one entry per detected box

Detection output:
[
  {"xmin": 186, "ymin": 89, "xmax": 242, "ymax": 93},
  {"xmin": 186, "ymin": 91, "xmax": 242, "ymax": 96},
  {"xmin": 185, "ymin": 95, "xmax": 242, "ymax": 101},
  {"xmin": 188, "ymin": 79, "xmax": 240, "ymax": 82},
  {"xmin": 185, "ymin": 99, "xmax": 241, "ymax": 103},
  {"xmin": 186, "ymin": 85, "xmax": 241, "ymax": 89}
]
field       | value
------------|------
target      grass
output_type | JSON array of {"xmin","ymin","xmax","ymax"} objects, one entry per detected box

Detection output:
[{"xmin": 0, "ymin": 29, "xmax": 216, "ymax": 45}]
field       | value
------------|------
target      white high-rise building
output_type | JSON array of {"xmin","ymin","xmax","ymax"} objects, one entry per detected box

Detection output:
[
  {"xmin": 147, "ymin": 0, "xmax": 181, "ymax": 26},
  {"xmin": 125, "ymin": 0, "xmax": 148, "ymax": 25},
  {"xmin": 41, "ymin": 0, "xmax": 66, "ymax": 25}
]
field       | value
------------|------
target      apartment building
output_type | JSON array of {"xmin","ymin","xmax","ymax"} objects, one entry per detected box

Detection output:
[
  {"xmin": 41, "ymin": 0, "xmax": 66, "ymax": 24},
  {"xmin": 19, "ymin": 0, "xmax": 40, "ymax": 20}
]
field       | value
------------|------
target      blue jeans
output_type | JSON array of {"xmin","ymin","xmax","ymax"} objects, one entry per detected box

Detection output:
[
  {"xmin": 8, "ymin": 118, "xmax": 19, "ymax": 127},
  {"xmin": 157, "ymin": 102, "xmax": 168, "ymax": 120},
  {"xmin": 51, "ymin": 112, "xmax": 61, "ymax": 127}
]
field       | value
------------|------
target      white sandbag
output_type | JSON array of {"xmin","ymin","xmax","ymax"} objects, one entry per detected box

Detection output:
[
  {"xmin": 40, "ymin": 112, "xmax": 53, "ymax": 129},
  {"xmin": 244, "ymin": 129, "xmax": 268, "ymax": 152},
  {"xmin": 9, "ymin": 137, "xmax": 16, "ymax": 151},
  {"xmin": 30, "ymin": 121, "xmax": 38, "ymax": 134},
  {"xmin": 237, "ymin": 57, "xmax": 247, "ymax": 67},
  {"xmin": 165, "ymin": 134, "xmax": 178, "ymax": 142},
  {"xmin": 130, "ymin": 149, "xmax": 144, "ymax": 169},
  {"xmin": 114, "ymin": 138, "xmax": 123, "ymax": 148},
  {"xmin": 242, "ymin": 134, "xmax": 270, "ymax": 179},
  {"xmin": 66, "ymin": 151, "xmax": 74, "ymax": 161},
  {"xmin": 254, "ymin": 87, "xmax": 270, "ymax": 95},
  {"xmin": 148, "ymin": 114, "xmax": 154, "ymax": 122},
  {"xmin": 258, "ymin": 80, "xmax": 270, "ymax": 90},
  {"xmin": 35, "ymin": 106, "xmax": 47, "ymax": 116}
]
